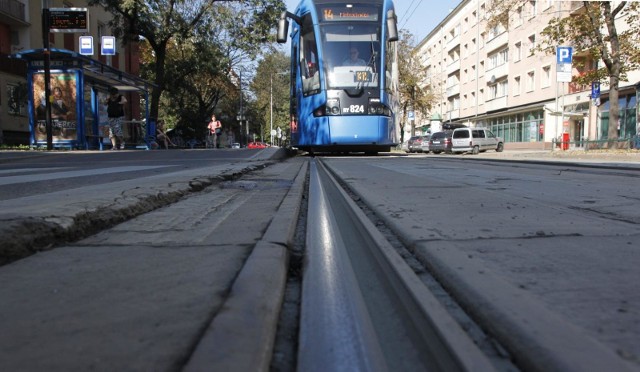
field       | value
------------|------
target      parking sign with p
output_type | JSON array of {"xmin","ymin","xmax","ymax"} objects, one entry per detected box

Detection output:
[{"xmin": 557, "ymin": 46, "xmax": 573, "ymax": 64}]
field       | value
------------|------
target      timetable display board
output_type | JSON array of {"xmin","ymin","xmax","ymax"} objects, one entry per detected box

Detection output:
[{"xmin": 49, "ymin": 8, "xmax": 89, "ymax": 33}]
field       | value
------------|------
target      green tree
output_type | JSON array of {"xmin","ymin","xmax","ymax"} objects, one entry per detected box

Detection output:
[
  {"xmin": 400, "ymin": 30, "xmax": 436, "ymax": 142},
  {"xmin": 249, "ymin": 51, "xmax": 290, "ymax": 145},
  {"xmin": 488, "ymin": 1, "xmax": 640, "ymax": 143},
  {"xmin": 88, "ymin": 0, "xmax": 284, "ymax": 122}
]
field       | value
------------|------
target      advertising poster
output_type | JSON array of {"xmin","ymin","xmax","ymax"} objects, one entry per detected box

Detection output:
[
  {"xmin": 33, "ymin": 72, "xmax": 78, "ymax": 141},
  {"xmin": 97, "ymin": 91, "xmax": 110, "ymax": 140}
]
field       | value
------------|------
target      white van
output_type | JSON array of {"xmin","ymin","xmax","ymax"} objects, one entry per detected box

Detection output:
[{"xmin": 451, "ymin": 128, "xmax": 504, "ymax": 154}]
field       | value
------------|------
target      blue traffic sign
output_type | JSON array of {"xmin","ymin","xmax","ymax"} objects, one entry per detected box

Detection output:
[
  {"xmin": 591, "ymin": 82, "xmax": 601, "ymax": 98},
  {"xmin": 556, "ymin": 46, "xmax": 573, "ymax": 64}
]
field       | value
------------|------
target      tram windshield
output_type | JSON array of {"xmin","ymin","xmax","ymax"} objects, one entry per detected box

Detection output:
[{"xmin": 320, "ymin": 23, "xmax": 382, "ymax": 90}]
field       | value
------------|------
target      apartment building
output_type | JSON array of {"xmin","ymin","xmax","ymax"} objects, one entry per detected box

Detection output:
[
  {"xmin": 413, "ymin": 0, "xmax": 639, "ymax": 149},
  {"xmin": 0, "ymin": 0, "xmax": 143, "ymax": 146}
]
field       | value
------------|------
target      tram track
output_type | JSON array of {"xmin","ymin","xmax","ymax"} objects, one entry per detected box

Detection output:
[
  {"xmin": 296, "ymin": 156, "xmax": 638, "ymax": 372},
  {"xmin": 299, "ymin": 158, "xmax": 499, "ymax": 371}
]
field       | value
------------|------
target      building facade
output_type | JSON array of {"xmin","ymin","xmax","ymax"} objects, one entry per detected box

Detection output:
[
  {"xmin": 0, "ymin": 0, "xmax": 141, "ymax": 145},
  {"xmin": 413, "ymin": 0, "xmax": 639, "ymax": 149}
]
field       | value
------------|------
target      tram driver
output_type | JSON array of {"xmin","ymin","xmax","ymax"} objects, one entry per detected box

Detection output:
[{"xmin": 342, "ymin": 47, "xmax": 367, "ymax": 66}]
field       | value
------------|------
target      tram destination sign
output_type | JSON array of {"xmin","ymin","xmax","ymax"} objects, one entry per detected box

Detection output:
[
  {"xmin": 49, "ymin": 8, "xmax": 89, "ymax": 33},
  {"xmin": 321, "ymin": 6, "xmax": 378, "ymax": 22}
]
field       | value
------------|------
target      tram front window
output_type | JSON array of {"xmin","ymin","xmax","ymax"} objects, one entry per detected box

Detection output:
[{"xmin": 321, "ymin": 24, "xmax": 381, "ymax": 89}]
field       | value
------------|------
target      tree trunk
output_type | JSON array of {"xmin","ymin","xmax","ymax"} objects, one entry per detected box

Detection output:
[
  {"xmin": 607, "ymin": 74, "xmax": 620, "ymax": 147},
  {"xmin": 150, "ymin": 48, "xmax": 167, "ymax": 122}
]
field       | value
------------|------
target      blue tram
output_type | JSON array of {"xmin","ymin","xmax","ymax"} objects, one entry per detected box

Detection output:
[{"xmin": 277, "ymin": 0, "xmax": 400, "ymax": 154}]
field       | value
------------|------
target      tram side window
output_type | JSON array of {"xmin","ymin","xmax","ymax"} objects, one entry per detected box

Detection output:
[
  {"xmin": 385, "ymin": 37, "xmax": 397, "ymax": 93},
  {"xmin": 300, "ymin": 15, "xmax": 320, "ymax": 95}
]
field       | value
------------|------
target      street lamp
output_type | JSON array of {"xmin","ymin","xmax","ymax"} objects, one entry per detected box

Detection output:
[{"xmin": 270, "ymin": 71, "xmax": 289, "ymax": 146}]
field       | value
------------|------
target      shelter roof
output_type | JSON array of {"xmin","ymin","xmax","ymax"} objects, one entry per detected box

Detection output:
[{"xmin": 11, "ymin": 48, "xmax": 155, "ymax": 93}]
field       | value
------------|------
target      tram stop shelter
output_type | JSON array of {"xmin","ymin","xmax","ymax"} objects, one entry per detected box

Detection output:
[{"xmin": 11, "ymin": 48, "xmax": 156, "ymax": 150}]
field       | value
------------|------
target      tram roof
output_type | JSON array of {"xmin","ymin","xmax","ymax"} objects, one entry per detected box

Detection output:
[{"xmin": 10, "ymin": 48, "xmax": 156, "ymax": 93}]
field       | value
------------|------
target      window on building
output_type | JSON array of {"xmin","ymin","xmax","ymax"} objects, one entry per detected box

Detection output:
[
  {"xmin": 487, "ymin": 48, "xmax": 509, "ymax": 70},
  {"xmin": 472, "ymin": 91, "xmax": 477, "ymax": 106},
  {"xmin": 514, "ymin": 76, "xmax": 521, "ymax": 96},
  {"xmin": 526, "ymin": 70, "xmax": 535, "ymax": 92},
  {"xmin": 471, "ymin": 65, "xmax": 476, "ymax": 81},
  {"xmin": 544, "ymin": 0, "xmax": 553, "ymax": 10},
  {"xmin": 514, "ymin": 41, "xmax": 522, "ymax": 62},
  {"xmin": 479, "ymin": 88, "xmax": 485, "ymax": 104},
  {"xmin": 499, "ymin": 80, "xmax": 508, "ymax": 97},
  {"xmin": 516, "ymin": 6, "xmax": 524, "ymax": 26},
  {"xmin": 529, "ymin": 0, "xmax": 538, "ymax": 17},
  {"xmin": 448, "ymin": 96, "xmax": 460, "ymax": 112},
  {"xmin": 489, "ymin": 84, "xmax": 498, "ymax": 100},
  {"xmin": 528, "ymin": 34, "xmax": 536, "ymax": 55},
  {"xmin": 542, "ymin": 65, "xmax": 551, "ymax": 88}
]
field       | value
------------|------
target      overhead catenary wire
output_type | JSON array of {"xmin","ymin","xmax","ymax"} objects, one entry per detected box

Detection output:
[{"xmin": 400, "ymin": 0, "xmax": 424, "ymax": 31}]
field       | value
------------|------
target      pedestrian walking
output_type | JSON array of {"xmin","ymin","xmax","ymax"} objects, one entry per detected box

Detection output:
[
  {"xmin": 105, "ymin": 87, "xmax": 127, "ymax": 150},
  {"xmin": 207, "ymin": 114, "xmax": 222, "ymax": 148}
]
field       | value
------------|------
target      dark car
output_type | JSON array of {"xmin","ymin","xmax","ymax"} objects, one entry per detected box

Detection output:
[
  {"xmin": 407, "ymin": 135, "xmax": 427, "ymax": 153},
  {"xmin": 429, "ymin": 131, "xmax": 452, "ymax": 154}
]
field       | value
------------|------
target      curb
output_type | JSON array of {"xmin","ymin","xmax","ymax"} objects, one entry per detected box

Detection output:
[{"xmin": 184, "ymin": 160, "xmax": 308, "ymax": 371}]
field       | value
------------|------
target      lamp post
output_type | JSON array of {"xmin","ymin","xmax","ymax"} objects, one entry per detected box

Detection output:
[{"xmin": 270, "ymin": 71, "xmax": 289, "ymax": 146}]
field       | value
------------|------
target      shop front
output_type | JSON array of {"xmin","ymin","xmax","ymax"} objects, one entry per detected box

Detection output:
[{"xmin": 11, "ymin": 49, "xmax": 155, "ymax": 150}]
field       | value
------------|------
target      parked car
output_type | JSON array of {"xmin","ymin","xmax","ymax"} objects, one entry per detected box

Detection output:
[
  {"xmin": 450, "ymin": 127, "xmax": 504, "ymax": 154},
  {"xmin": 420, "ymin": 134, "xmax": 432, "ymax": 153},
  {"xmin": 231, "ymin": 142, "xmax": 240, "ymax": 149},
  {"xmin": 408, "ymin": 135, "xmax": 427, "ymax": 153},
  {"xmin": 429, "ymin": 131, "xmax": 452, "ymax": 154},
  {"xmin": 247, "ymin": 141, "xmax": 268, "ymax": 149}
]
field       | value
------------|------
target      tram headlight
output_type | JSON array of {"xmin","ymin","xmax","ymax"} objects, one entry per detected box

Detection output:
[
  {"xmin": 368, "ymin": 98, "xmax": 391, "ymax": 117},
  {"xmin": 326, "ymin": 99, "xmax": 340, "ymax": 116}
]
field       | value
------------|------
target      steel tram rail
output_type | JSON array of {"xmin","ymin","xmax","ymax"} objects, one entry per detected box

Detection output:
[{"xmin": 298, "ymin": 158, "xmax": 497, "ymax": 371}]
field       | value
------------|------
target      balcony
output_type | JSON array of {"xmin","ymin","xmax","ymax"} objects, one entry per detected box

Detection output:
[
  {"xmin": 0, "ymin": 0, "xmax": 28, "ymax": 26},
  {"xmin": 447, "ymin": 34, "xmax": 460, "ymax": 52},
  {"xmin": 446, "ymin": 109, "xmax": 460, "ymax": 121},
  {"xmin": 485, "ymin": 31, "xmax": 508, "ymax": 54},
  {"xmin": 485, "ymin": 63, "xmax": 509, "ymax": 83},
  {"xmin": 446, "ymin": 59, "xmax": 460, "ymax": 75},
  {"xmin": 446, "ymin": 84, "xmax": 460, "ymax": 97},
  {"xmin": 485, "ymin": 95, "xmax": 508, "ymax": 112}
]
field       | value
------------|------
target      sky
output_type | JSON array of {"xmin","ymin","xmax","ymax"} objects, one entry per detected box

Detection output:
[{"xmin": 282, "ymin": 0, "xmax": 461, "ymax": 44}]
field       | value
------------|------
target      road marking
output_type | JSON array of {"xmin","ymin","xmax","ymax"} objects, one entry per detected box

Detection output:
[
  {"xmin": 0, "ymin": 166, "xmax": 170, "ymax": 186},
  {"xmin": 0, "ymin": 168, "xmax": 67, "ymax": 175}
]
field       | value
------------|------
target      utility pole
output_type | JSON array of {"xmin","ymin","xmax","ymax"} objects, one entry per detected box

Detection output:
[{"xmin": 42, "ymin": 4, "xmax": 53, "ymax": 150}]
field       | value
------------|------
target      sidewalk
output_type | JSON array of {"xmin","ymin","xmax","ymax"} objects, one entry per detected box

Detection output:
[
  {"xmin": 0, "ymin": 148, "xmax": 304, "ymax": 371},
  {"xmin": 463, "ymin": 148, "xmax": 640, "ymax": 168}
]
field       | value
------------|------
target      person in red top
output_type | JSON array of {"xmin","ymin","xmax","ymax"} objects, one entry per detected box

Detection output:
[{"xmin": 207, "ymin": 114, "xmax": 222, "ymax": 148}]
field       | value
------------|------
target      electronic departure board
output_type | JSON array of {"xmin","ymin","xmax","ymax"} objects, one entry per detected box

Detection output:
[{"xmin": 49, "ymin": 8, "xmax": 89, "ymax": 33}]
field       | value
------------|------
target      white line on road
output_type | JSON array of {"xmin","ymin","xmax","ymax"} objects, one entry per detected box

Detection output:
[{"xmin": 0, "ymin": 166, "xmax": 171, "ymax": 186}]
